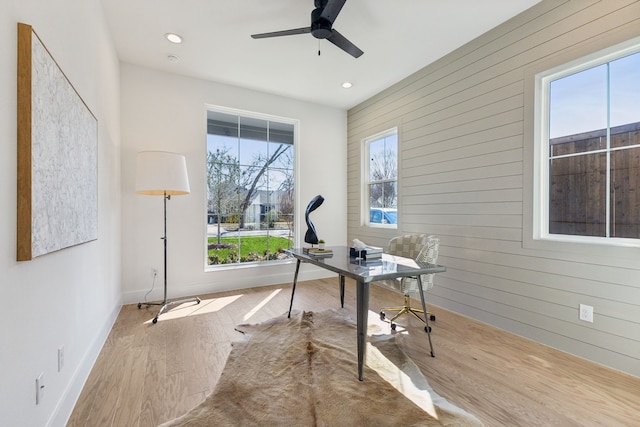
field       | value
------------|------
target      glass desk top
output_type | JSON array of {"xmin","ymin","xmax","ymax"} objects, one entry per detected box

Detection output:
[{"xmin": 287, "ymin": 246, "xmax": 446, "ymax": 283}]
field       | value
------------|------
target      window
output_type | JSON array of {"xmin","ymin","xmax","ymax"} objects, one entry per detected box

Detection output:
[
  {"xmin": 364, "ymin": 128, "xmax": 398, "ymax": 227},
  {"xmin": 206, "ymin": 108, "xmax": 296, "ymax": 266},
  {"xmin": 536, "ymin": 45, "xmax": 640, "ymax": 243}
]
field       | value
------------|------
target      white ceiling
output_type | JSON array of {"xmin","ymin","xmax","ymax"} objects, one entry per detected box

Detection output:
[{"xmin": 101, "ymin": 0, "xmax": 541, "ymax": 110}]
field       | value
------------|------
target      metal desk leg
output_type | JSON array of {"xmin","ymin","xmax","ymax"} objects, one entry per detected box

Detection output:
[
  {"xmin": 288, "ymin": 259, "xmax": 301, "ymax": 318},
  {"xmin": 417, "ymin": 276, "xmax": 435, "ymax": 357},
  {"xmin": 339, "ymin": 275, "xmax": 345, "ymax": 308},
  {"xmin": 356, "ymin": 279, "xmax": 370, "ymax": 381}
]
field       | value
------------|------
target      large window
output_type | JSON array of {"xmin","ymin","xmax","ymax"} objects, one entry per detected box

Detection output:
[
  {"xmin": 206, "ymin": 108, "xmax": 295, "ymax": 266},
  {"xmin": 537, "ymin": 45, "xmax": 640, "ymax": 243},
  {"xmin": 364, "ymin": 128, "xmax": 398, "ymax": 227}
]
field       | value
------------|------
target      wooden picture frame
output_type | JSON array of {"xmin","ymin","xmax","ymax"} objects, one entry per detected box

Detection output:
[{"xmin": 17, "ymin": 23, "xmax": 98, "ymax": 261}]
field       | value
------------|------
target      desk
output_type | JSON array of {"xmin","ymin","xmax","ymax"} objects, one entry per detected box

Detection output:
[{"xmin": 287, "ymin": 246, "xmax": 446, "ymax": 380}]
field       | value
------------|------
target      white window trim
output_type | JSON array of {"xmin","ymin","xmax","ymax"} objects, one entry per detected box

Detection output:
[
  {"xmin": 362, "ymin": 127, "xmax": 398, "ymax": 228},
  {"xmin": 530, "ymin": 37, "xmax": 640, "ymax": 249},
  {"xmin": 203, "ymin": 104, "xmax": 300, "ymax": 271}
]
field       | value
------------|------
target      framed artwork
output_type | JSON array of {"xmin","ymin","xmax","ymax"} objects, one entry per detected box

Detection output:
[{"xmin": 17, "ymin": 23, "xmax": 98, "ymax": 261}]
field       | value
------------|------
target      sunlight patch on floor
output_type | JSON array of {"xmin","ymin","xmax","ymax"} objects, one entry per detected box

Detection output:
[
  {"xmin": 243, "ymin": 289, "xmax": 282, "ymax": 322},
  {"xmin": 364, "ymin": 309, "xmax": 438, "ymax": 416},
  {"xmin": 366, "ymin": 337, "xmax": 438, "ymax": 420}
]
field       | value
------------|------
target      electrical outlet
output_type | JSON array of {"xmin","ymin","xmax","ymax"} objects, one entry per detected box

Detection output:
[
  {"xmin": 151, "ymin": 268, "xmax": 158, "ymax": 278},
  {"xmin": 36, "ymin": 372, "xmax": 45, "ymax": 405},
  {"xmin": 58, "ymin": 346, "xmax": 65, "ymax": 372},
  {"xmin": 579, "ymin": 304, "xmax": 594, "ymax": 323}
]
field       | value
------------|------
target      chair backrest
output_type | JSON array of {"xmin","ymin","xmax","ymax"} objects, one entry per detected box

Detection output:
[
  {"xmin": 387, "ymin": 234, "xmax": 430, "ymax": 259},
  {"xmin": 387, "ymin": 234, "xmax": 440, "ymax": 293}
]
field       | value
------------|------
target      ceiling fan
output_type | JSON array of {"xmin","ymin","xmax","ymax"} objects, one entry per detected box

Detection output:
[{"xmin": 251, "ymin": 0, "xmax": 363, "ymax": 58}]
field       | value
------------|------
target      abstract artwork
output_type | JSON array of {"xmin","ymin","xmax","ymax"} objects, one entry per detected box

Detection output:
[{"xmin": 17, "ymin": 23, "xmax": 98, "ymax": 261}]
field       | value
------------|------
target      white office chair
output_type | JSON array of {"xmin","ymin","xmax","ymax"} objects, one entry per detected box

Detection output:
[{"xmin": 378, "ymin": 234, "xmax": 440, "ymax": 332}]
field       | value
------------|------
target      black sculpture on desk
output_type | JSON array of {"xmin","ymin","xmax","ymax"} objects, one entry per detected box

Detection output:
[{"xmin": 304, "ymin": 194, "xmax": 324, "ymax": 245}]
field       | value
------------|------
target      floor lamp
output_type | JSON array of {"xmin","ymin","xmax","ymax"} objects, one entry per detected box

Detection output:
[{"xmin": 135, "ymin": 151, "xmax": 200, "ymax": 324}]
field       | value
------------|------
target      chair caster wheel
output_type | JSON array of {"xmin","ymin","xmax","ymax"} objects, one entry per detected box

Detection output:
[
  {"xmin": 152, "ymin": 317, "xmax": 158, "ymax": 324},
  {"xmin": 430, "ymin": 314, "xmax": 436, "ymax": 321},
  {"xmin": 196, "ymin": 298, "xmax": 201, "ymax": 304},
  {"xmin": 380, "ymin": 311, "xmax": 386, "ymax": 321},
  {"xmin": 137, "ymin": 303, "xmax": 142, "ymax": 309},
  {"xmin": 391, "ymin": 323, "xmax": 397, "ymax": 331},
  {"xmin": 424, "ymin": 326, "xmax": 432, "ymax": 333}
]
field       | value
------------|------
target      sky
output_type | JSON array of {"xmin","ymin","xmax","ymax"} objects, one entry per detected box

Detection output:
[{"xmin": 549, "ymin": 50, "xmax": 640, "ymax": 139}]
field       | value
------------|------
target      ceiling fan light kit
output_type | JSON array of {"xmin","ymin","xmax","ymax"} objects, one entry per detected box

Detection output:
[{"xmin": 251, "ymin": 0, "xmax": 363, "ymax": 58}]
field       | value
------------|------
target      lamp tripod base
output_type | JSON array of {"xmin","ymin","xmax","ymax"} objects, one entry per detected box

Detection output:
[{"xmin": 138, "ymin": 296, "xmax": 201, "ymax": 324}]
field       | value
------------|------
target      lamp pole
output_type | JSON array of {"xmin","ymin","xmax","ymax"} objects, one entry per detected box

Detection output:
[{"xmin": 162, "ymin": 191, "xmax": 168, "ymax": 306}]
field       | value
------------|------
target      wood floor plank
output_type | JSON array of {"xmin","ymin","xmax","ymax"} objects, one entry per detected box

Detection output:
[
  {"xmin": 112, "ymin": 344, "xmax": 148, "ymax": 427},
  {"xmin": 181, "ymin": 316, "xmax": 213, "ymax": 396},
  {"xmin": 144, "ymin": 314, "xmax": 167, "ymax": 363},
  {"xmin": 163, "ymin": 372, "xmax": 190, "ymax": 422},
  {"xmin": 164, "ymin": 317, "xmax": 186, "ymax": 376},
  {"xmin": 83, "ymin": 335, "xmax": 135, "ymax": 427},
  {"xmin": 66, "ymin": 341, "xmax": 114, "ymax": 427},
  {"xmin": 67, "ymin": 279, "xmax": 640, "ymax": 427},
  {"xmin": 138, "ymin": 358, "xmax": 166, "ymax": 427}
]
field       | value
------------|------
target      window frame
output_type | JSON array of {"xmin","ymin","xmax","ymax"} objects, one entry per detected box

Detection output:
[
  {"xmin": 204, "ymin": 105, "xmax": 299, "ymax": 270},
  {"xmin": 532, "ymin": 38, "xmax": 640, "ymax": 248},
  {"xmin": 362, "ymin": 127, "xmax": 398, "ymax": 229}
]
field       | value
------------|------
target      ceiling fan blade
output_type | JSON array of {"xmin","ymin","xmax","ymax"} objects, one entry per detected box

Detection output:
[
  {"xmin": 251, "ymin": 27, "xmax": 311, "ymax": 39},
  {"xmin": 319, "ymin": 0, "xmax": 346, "ymax": 25},
  {"xmin": 327, "ymin": 29, "xmax": 363, "ymax": 58}
]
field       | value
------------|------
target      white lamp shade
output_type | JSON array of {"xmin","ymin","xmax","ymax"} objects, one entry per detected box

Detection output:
[{"xmin": 136, "ymin": 151, "xmax": 190, "ymax": 195}]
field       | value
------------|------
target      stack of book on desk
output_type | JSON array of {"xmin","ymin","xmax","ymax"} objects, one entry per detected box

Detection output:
[
  {"xmin": 304, "ymin": 247, "xmax": 333, "ymax": 258},
  {"xmin": 349, "ymin": 245, "xmax": 383, "ymax": 260}
]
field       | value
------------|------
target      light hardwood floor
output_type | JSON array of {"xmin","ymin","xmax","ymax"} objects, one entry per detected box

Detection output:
[{"xmin": 68, "ymin": 278, "xmax": 640, "ymax": 426}]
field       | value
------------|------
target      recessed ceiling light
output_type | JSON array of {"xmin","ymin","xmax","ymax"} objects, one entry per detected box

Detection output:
[
  {"xmin": 165, "ymin": 33, "xmax": 183, "ymax": 44},
  {"xmin": 342, "ymin": 82, "xmax": 353, "ymax": 89}
]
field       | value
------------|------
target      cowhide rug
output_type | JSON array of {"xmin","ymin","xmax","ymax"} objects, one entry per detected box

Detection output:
[{"xmin": 160, "ymin": 309, "xmax": 483, "ymax": 427}]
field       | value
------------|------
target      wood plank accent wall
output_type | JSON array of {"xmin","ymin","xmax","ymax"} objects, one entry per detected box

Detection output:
[{"xmin": 347, "ymin": 0, "xmax": 640, "ymax": 377}]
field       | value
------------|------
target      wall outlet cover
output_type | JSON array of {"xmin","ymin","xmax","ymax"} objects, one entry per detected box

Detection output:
[{"xmin": 579, "ymin": 304, "xmax": 594, "ymax": 323}]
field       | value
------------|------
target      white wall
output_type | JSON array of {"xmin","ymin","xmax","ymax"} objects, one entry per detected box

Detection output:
[
  {"xmin": 120, "ymin": 63, "xmax": 347, "ymax": 304},
  {"xmin": 348, "ymin": 0, "xmax": 640, "ymax": 377},
  {"xmin": 0, "ymin": 0, "xmax": 121, "ymax": 426}
]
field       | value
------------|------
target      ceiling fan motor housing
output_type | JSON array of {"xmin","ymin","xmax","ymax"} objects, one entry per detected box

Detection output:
[{"xmin": 311, "ymin": 8, "xmax": 332, "ymax": 39}]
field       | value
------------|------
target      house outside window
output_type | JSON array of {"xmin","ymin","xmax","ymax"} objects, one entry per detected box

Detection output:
[
  {"xmin": 364, "ymin": 128, "xmax": 398, "ymax": 227},
  {"xmin": 535, "ymin": 45, "xmax": 640, "ymax": 244},
  {"xmin": 206, "ymin": 108, "xmax": 296, "ymax": 266}
]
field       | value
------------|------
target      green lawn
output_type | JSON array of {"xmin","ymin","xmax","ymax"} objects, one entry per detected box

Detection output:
[{"xmin": 207, "ymin": 235, "xmax": 293, "ymax": 264}]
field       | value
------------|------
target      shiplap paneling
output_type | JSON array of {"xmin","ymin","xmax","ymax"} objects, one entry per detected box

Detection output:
[{"xmin": 347, "ymin": 0, "xmax": 640, "ymax": 377}]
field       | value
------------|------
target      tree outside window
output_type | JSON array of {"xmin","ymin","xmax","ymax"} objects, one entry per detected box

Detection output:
[{"xmin": 206, "ymin": 109, "xmax": 295, "ymax": 265}]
